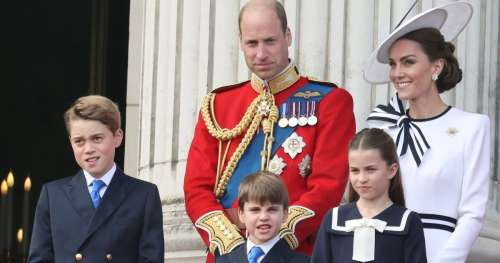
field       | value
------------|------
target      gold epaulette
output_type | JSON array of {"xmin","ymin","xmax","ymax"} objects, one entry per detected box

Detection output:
[
  {"xmin": 211, "ymin": 80, "xmax": 250, "ymax": 94},
  {"xmin": 304, "ymin": 75, "xmax": 338, "ymax": 88},
  {"xmin": 195, "ymin": 210, "xmax": 245, "ymax": 255},
  {"xmin": 278, "ymin": 205, "xmax": 315, "ymax": 249}
]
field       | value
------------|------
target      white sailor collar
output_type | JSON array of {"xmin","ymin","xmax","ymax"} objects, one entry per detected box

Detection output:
[{"xmin": 329, "ymin": 202, "xmax": 413, "ymax": 235}]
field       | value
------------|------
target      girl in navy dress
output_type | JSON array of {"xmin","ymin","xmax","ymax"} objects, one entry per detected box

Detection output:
[{"xmin": 312, "ymin": 128, "xmax": 426, "ymax": 262}]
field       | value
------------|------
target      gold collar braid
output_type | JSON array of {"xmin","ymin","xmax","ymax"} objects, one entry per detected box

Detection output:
[
  {"xmin": 250, "ymin": 63, "xmax": 300, "ymax": 94},
  {"xmin": 201, "ymin": 89, "xmax": 278, "ymax": 198}
]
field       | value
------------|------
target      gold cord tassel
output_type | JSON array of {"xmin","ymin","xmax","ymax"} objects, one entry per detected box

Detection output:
[
  {"xmin": 259, "ymin": 93, "xmax": 279, "ymax": 171},
  {"xmin": 260, "ymin": 118, "xmax": 271, "ymax": 170},
  {"xmin": 264, "ymin": 105, "xmax": 279, "ymax": 170},
  {"xmin": 202, "ymin": 88, "xmax": 279, "ymax": 198}
]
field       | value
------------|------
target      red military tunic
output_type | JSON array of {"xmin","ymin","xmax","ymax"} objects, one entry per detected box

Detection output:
[{"xmin": 184, "ymin": 65, "xmax": 355, "ymax": 262}]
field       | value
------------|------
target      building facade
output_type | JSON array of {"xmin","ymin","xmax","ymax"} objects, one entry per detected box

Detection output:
[{"xmin": 124, "ymin": 0, "xmax": 500, "ymax": 261}]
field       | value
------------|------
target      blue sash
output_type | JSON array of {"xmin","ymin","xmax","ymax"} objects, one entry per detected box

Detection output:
[{"xmin": 220, "ymin": 82, "xmax": 334, "ymax": 208}]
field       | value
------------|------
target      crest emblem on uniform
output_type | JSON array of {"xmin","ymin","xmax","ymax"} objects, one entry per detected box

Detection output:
[
  {"xmin": 298, "ymin": 155, "xmax": 312, "ymax": 178},
  {"xmin": 268, "ymin": 155, "xmax": 286, "ymax": 176},
  {"xmin": 282, "ymin": 132, "xmax": 306, "ymax": 159},
  {"xmin": 294, "ymin": 90, "xmax": 321, "ymax": 99},
  {"xmin": 256, "ymin": 100, "xmax": 271, "ymax": 116}
]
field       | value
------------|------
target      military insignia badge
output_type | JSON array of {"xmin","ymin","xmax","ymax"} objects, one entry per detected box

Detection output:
[
  {"xmin": 298, "ymin": 155, "xmax": 312, "ymax": 177},
  {"xmin": 268, "ymin": 155, "xmax": 286, "ymax": 175},
  {"xmin": 257, "ymin": 100, "xmax": 271, "ymax": 116},
  {"xmin": 294, "ymin": 90, "xmax": 321, "ymax": 99},
  {"xmin": 283, "ymin": 132, "xmax": 306, "ymax": 159}
]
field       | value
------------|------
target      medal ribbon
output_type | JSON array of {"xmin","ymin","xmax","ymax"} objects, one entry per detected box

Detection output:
[{"xmin": 220, "ymin": 82, "xmax": 335, "ymax": 208}]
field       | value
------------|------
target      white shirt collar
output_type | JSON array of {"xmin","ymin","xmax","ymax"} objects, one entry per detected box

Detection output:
[
  {"xmin": 83, "ymin": 163, "xmax": 116, "ymax": 187},
  {"xmin": 246, "ymin": 235, "xmax": 280, "ymax": 259}
]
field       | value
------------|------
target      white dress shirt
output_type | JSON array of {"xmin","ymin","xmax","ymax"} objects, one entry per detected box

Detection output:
[
  {"xmin": 83, "ymin": 163, "xmax": 116, "ymax": 198},
  {"xmin": 246, "ymin": 235, "xmax": 280, "ymax": 263}
]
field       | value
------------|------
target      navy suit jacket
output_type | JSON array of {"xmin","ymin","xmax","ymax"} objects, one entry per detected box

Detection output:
[
  {"xmin": 216, "ymin": 239, "xmax": 310, "ymax": 263},
  {"xmin": 28, "ymin": 169, "xmax": 164, "ymax": 263}
]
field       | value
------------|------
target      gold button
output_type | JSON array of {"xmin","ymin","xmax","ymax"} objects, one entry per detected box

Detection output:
[
  {"xmin": 75, "ymin": 253, "xmax": 83, "ymax": 261},
  {"xmin": 106, "ymin": 253, "xmax": 112, "ymax": 261}
]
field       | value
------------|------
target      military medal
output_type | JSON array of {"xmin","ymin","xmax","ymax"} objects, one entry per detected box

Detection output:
[
  {"xmin": 299, "ymin": 117, "xmax": 308, "ymax": 126},
  {"xmin": 308, "ymin": 115, "xmax": 318, "ymax": 126},
  {"xmin": 278, "ymin": 118, "xmax": 288, "ymax": 128},
  {"xmin": 268, "ymin": 154, "xmax": 286, "ymax": 175},
  {"xmin": 288, "ymin": 102, "xmax": 298, "ymax": 127},
  {"xmin": 282, "ymin": 132, "xmax": 306, "ymax": 159},
  {"xmin": 299, "ymin": 116, "xmax": 308, "ymax": 126},
  {"xmin": 257, "ymin": 100, "xmax": 271, "ymax": 116},
  {"xmin": 278, "ymin": 103, "xmax": 289, "ymax": 128},
  {"xmin": 307, "ymin": 100, "xmax": 318, "ymax": 126},
  {"xmin": 298, "ymin": 101, "xmax": 308, "ymax": 126},
  {"xmin": 299, "ymin": 154, "xmax": 312, "ymax": 178}
]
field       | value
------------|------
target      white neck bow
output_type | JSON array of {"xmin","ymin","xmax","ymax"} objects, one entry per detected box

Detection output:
[{"xmin": 345, "ymin": 218, "xmax": 387, "ymax": 262}]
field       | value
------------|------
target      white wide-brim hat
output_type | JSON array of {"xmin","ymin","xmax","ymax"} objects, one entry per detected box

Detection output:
[{"xmin": 363, "ymin": 1, "xmax": 473, "ymax": 84}]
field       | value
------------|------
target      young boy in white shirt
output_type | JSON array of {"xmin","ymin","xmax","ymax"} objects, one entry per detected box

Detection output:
[{"xmin": 216, "ymin": 171, "xmax": 309, "ymax": 263}]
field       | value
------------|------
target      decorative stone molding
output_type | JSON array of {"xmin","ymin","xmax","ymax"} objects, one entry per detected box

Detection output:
[
  {"xmin": 126, "ymin": 1, "xmax": 500, "ymax": 262},
  {"xmin": 163, "ymin": 199, "xmax": 206, "ymax": 261}
]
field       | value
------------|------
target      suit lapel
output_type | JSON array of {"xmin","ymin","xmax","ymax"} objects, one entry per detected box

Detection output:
[
  {"xmin": 64, "ymin": 171, "xmax": 94, "ymax": 224},
  {"xmin": 231, "ymin": 243, "xmax": 248, "ymax": 263},
  {"xmin": 261, "ymin": 239, "xmax": 289, "ymax": 263},
  {"xmin": 79, "ymin": 169, "xmax": 128, "ymax": 247}
]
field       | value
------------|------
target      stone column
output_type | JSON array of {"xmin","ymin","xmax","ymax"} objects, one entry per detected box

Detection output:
[
  {"xmin": 126, "ymin": 0, "xmax": 500, "ymax": 262},
  {"xmin": 126, "ymin": 0, "xmax": 208, "ymax": 261}
]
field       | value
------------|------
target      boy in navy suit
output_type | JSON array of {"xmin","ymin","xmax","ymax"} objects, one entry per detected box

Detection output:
[
  {"xmin": 28, "ymin": 95, "xmax": 164, "ymax": 263},
  {"xmin": 216, "ymin": 171, "xmax": 309, "ymax": 263}
]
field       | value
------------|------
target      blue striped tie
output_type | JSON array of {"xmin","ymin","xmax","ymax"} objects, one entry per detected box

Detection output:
[
  {"xmin": 91, "ymin": 180, "xmax": 106, "ymax": 208},
  {"xmin": 248, "ymin": 246, "xmax": 264, "ymax": 263}
]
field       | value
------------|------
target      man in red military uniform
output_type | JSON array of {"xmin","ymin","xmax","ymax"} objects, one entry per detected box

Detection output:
[{"xmin": 184, "ymin": 0, "xmax": 355, "ymax": 261}]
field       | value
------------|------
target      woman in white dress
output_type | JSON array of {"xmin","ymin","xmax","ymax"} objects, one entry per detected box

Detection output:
[{"xmin": 363, "ymin": 2, "xmax": 490, "ymax": 263}]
